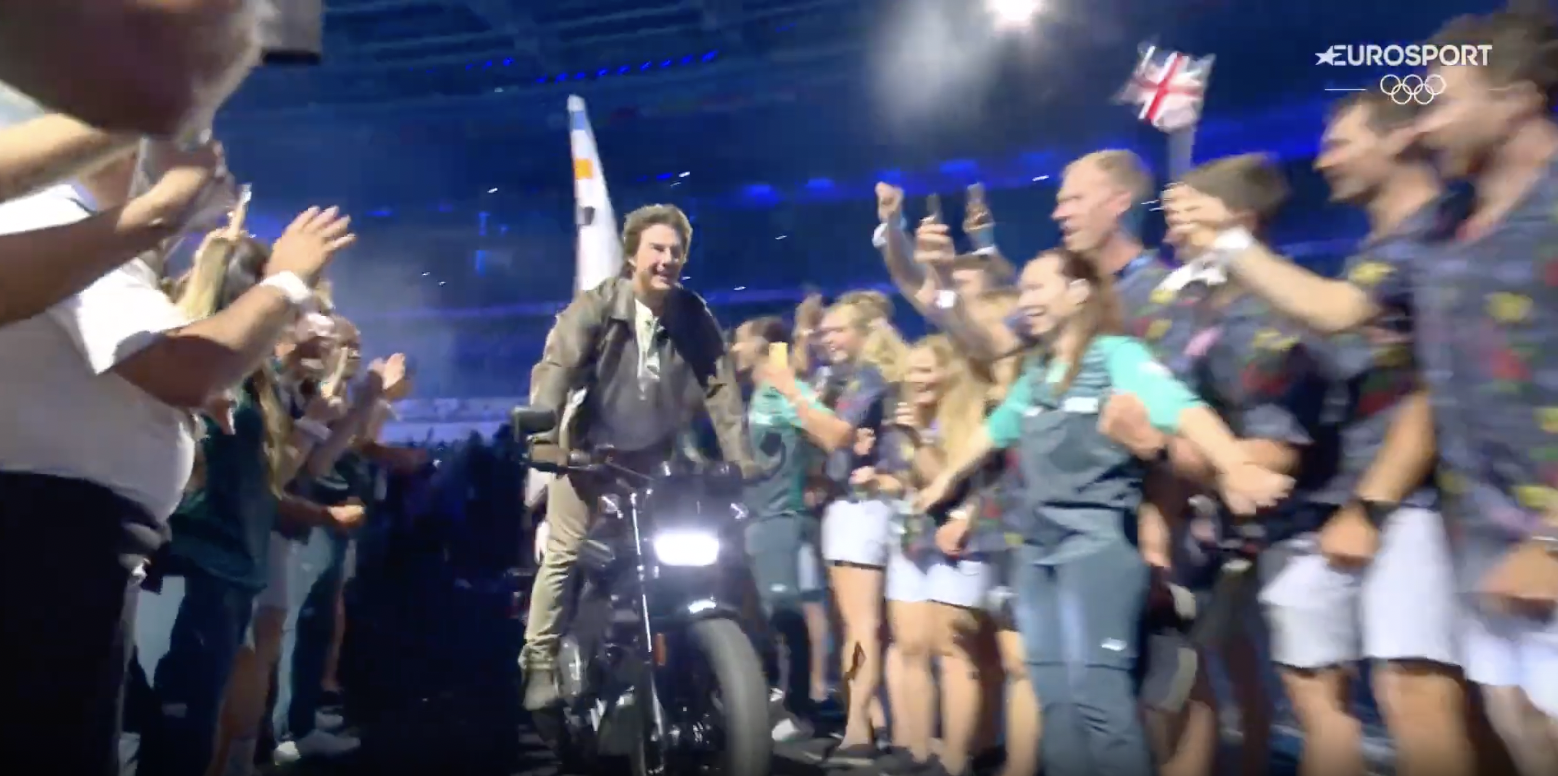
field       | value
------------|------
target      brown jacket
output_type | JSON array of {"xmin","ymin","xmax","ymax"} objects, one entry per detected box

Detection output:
[{"xmin": 529, "ymin": 277, "xmax": 751, "ymax": 468}]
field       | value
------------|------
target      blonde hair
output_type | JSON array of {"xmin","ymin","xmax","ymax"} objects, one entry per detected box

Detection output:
[
  {"xmin": 836, "ymin": 289, "xmax": 893, "ymax": 322},
  {"xmin": 176, "ymin": 233, "xmax": 293, "ymax": 495},
  {"xmin": 909, "ymin": 335, "xmax": 993, "ymax": 466},
  {"xmin": 1066, "ymin": 149, "xmax": 1153, "ymax": 200},
  {"xmin": 827, "ymin": 299, "xmax": 910, "ymax": 383}
]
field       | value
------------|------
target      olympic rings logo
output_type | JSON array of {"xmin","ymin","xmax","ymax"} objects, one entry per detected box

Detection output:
[{"xmin": 1379, "ymin": 74, "xmax": 1446, "ymax": 106}]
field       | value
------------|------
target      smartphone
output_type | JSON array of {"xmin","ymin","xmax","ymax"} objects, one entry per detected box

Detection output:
[
  {"xmin": 967, "ymin": 182, "xmax": 986, "ymax": 204},
  {"xmin": 925, "ymin": 194, "xmax": 943, "ymax": 224},
  {"xmin": 767, "ymin": 342, "xmax": 789, "ymax": 372}
]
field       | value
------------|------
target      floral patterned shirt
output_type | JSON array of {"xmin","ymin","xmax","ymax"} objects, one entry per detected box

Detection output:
[
  {"xmin": 1358, "ymin": 165, "xmax": 1558, "ymax": 546},
  {"xmin": 1305, "ymin": 206, "xmax": 1439, "ymax": 509}
]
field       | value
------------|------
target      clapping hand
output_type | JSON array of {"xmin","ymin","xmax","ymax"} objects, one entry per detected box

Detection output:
[
  {"xmin": 264, "ymin": 206, "xmax": 357, "ymax": 286},
  {"xmin": 367, "ymin": 353, "xmax": 408, "ymax": 398},
  {"xmin": 876, "ymin": 182, "xmax": 905, "ymax": 224}
]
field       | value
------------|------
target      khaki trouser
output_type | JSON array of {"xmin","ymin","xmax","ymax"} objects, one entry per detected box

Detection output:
[{"xmin": 521, "ymin": 469, "xmax": 604, "ymax": 667}]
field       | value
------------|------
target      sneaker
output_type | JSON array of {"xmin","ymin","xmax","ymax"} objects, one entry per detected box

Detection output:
[
  {"xmin": 875, "ymin": 747, "xmax": 926, "ymax": 774},
  {"xmin": 315, "ymin": 710, "xmax": 345, "ymax": 732},
  {"xmin": 823, "ymin": 742, "xmax": 880, "ymax": 768},
  {"xmin": 272, "ymin": 730, "xmax": 361, "ymax": 764},
  {"xmin": 771, "ymin": 714, "xmax": 814, "ymax": 743}
]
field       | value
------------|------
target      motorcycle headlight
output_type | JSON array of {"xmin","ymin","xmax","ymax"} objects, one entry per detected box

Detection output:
[{"xmin": 650, "ymin": 530, "xmax": 721, "ymax": 567}]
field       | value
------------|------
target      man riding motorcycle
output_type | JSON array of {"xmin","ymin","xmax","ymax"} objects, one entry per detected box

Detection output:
[{"xmin": 521, "ymin": 203, "xmax": 752, "ymax": 710}]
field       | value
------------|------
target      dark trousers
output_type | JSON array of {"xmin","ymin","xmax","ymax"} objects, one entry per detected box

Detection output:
[
  {"xmin": 126, "ymin": 568, "xmax": 256, "ymax": 776},
  {"xmin": 0, "ymin": 472, "xmax": 165, "ymax": 776},
  {"xmin": 1011, "ymin": 542, "xmax": 1155, "ymax": 776}
]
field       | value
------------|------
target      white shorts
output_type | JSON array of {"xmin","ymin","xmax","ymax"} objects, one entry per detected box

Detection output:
[
  {"xmin": 254, "ymin": 535, "xmax": 295, "ymax": 611},
  {"xmin": 821, "ymin": 499, "xmax": 892, "ymax": 567},
  {"xmin": 885, "ymin": 543, "xmax": 994, "ymax": 608},
  {"xmin": 1259, "ymin": 506, "xmax": 1459, "ymax": 669},
  {"xmin": 1461, "ymin": 606, "xmax": 1558, "ymax": 718}
]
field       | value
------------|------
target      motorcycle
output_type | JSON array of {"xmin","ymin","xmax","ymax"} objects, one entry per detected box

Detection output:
[{"xmin": 511, "ymin": 406, "xmax": 772, "ymax": 776}]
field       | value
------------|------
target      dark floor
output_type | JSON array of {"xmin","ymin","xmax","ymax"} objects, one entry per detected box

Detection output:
[{"xmin": 265, "ymin": 721, "xmax": 1333, "ymax": 776}]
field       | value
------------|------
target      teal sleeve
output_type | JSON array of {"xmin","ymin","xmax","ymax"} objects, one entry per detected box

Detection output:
[
  {"xmin": 983, "ymin": 371, "xmax": 1035, "ymax": 449},
  {"xmin": 784, "ymin": 383, "xmax": 826, "ymax": 427},
  {"xmin": 1101, "ymin": 337, "xmax": 1206, "ymax": 433}
]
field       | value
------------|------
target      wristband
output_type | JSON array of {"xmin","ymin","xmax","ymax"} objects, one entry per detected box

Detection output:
[
  {"xmin": 1209, "ymin": 226, "xmax": 1255, "ymax": 265},
  {"xmin": 871, "ymin": 217, "xmax": 908, "ymax": 249},
  {"xmin": 261, "ymin": 271, "xmax": 313, "ymax": 306},
  {"xmin": 1531, "ymin": 530, "xmax": 1558, "ymax": 556},
  {"xmin": 1358, "ymin": 499, "xmax": 1397, "ymax": 529},
  {"xmin": 295, "ymin": 418, "xmax": 331, "ymax": 442}
]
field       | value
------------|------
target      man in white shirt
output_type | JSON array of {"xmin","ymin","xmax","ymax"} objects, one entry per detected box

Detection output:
[{"xmin": 0, "ymin": 143, "xmax": 355, "ymax": 776}]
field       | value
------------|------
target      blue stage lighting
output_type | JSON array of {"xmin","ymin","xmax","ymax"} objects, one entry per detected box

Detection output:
[
  {"xmin": 503, "ymin": 58, "xmax": 513, "ymax": 66},
  {"xmin": 597, "ymin": 68, "xmax": 608, "ymax": 76},
  {"xmin": 642, "ymin": 62, "xmax": 652, "ymax": 70},
  {"xmin": 702, "ymin": 51, "xmax": 718, "ymax": 62},
  {"xmin": 661, "ymin": 60, "xmax": 672, "ymax": 67},
  {"xmin": 619, "ymin": 65, "xmax": 630, "ymax": 74}
]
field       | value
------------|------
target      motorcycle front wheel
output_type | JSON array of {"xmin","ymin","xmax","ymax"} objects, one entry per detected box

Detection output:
[{"xmin": 638, "ymin": 617, "xmax": 771, "ymax": 776}]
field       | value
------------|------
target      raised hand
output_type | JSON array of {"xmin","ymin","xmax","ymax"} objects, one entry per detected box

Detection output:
[
  {"xmin": 370, "ymin": 353, "xmax": 410, "ymax": 400},
  {"xmin": 796, "ymin": 292, "xmax": 825, "ymax": 332},
  {"xmin": 1162, "ymin": 184, "xmax": 1236, "ymax": 254},
  {"xmin": 133, "ymin": 139, "xmax": 228, "ymax": 230},
  {"xmin": 265, "ymin": 206, "xmax": 356, "ymax": 285},
  {"xmin": 328, "ymin": 501, "xmax": 367, "ymax": 532},
  {"xmin": 853, "ymin": 428, "xmax": 877, "ymax": 457},
  {"xmin": 1099, "ymin": 393, "xmax": 1169, "ymax": 460},
  {"xmin": 914, "ymin": 219, "xmax": 955, "ymax": 266},
  {"xmin": 876, "ymin": 182, "xmax": 905, "ymax": 224}
]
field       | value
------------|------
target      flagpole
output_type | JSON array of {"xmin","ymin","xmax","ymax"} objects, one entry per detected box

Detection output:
[{"xmin": 1167, "ymin": 123, "xmax": 1196, "ymax": 182}]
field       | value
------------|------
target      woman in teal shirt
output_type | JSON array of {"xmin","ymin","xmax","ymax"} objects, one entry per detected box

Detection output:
[
  {"xmin": 133, "ymin": 232, "xmax": 299, "ymax": 776},
  {"xmin": 918, "ymin": 249, "xmax": 1292, "ymax": 776}
]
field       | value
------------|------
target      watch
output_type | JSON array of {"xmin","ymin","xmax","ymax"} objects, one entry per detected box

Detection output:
[{"xmin": 1357, "ymin": 499, "xmax": 1398, "ymax": 529}]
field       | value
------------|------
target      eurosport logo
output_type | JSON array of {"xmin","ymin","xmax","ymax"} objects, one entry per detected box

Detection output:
[
  {"xmin": 1316, "ymin": 43, "xmax": 1492, "ymax": 67},
  {"xmin": 1379, "ymin": 74, "xmax": 1446, "ymax": 106}
]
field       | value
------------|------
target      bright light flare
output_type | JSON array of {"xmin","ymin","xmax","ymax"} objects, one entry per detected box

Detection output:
[{"xmin": 987, "ymin": 0, "xmax": 1040, "ymax": 27}]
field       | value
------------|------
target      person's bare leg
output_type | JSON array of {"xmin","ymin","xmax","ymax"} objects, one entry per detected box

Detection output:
[
  {"xmin": 933, "ymin": 604, "xmax": 986, "ymax": 775},
  {"xmin": 832, "ymin": 565, "xmax": 886, "ymax": 747},
  {"xmin": 995, "ymin": 629, "xmax": 1040, "ymax": 776},
  {"xmin": 1479, "ymin": 685, "xmax": 1558, "ymax": 776},
  {"xmin": 1373, "ymin": 660, "xmax": 1473, "ymax": 776},
  {"xmin": 1280, "ymin": 667, "xmax": 1363, "ymax": 776},
  {"xmin": 889, "ymin": 601, "xmax": 936, "ymax": 760},
  {"xmin": 206, "ymin": 606, "xmax": 287, "ymax": 776},
  {"xmin": 803, "ymin": 600, "xmax": 831, "ymax": 702},
  {"xmin": 1153, "ymin": 657, "xmax": 1220, "ymax": 776}
]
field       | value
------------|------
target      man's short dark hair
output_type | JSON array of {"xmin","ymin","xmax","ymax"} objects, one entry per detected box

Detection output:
[
  {"xmin": 1181, "ymin": 153, "xmax": 1290, "ymax": 223},
  {"xmin": 1328, "ymin": 91, "xmax": 1419, "ymax": 132}
]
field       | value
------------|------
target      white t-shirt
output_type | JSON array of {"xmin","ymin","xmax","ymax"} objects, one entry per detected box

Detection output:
[{"xmin": 0, "ymin": 184, "xmax": 196, "ymax": 518}]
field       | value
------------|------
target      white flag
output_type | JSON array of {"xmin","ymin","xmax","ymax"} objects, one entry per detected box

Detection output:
[{"xmin": 567, "ymin": 95, "xmax": 622, "ymax": 293}]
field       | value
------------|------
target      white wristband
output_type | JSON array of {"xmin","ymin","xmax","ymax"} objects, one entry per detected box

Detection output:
[
  {"xmin": 295, "ymin": 418, "xmax": 331, "ymax": 442},
  {"xmin": 261, "ymin": 271, "xmax": 313, "ymax": 306},
  {"xmin": 871, "ymin": 217, "xmax": 908, "ymax": 249},
  {"xmin": 1210, "ymin": 227, "xmax": 1255, "ymax": 264}
]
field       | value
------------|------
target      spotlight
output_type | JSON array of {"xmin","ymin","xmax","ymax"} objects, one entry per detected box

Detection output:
[{"xmin": 987, "ymin": 0, "xmax": 1039, "ymax": 27}]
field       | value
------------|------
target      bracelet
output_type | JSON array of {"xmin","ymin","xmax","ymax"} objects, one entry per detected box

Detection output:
[{"xmin": 260, "ymin": 271, "xmax": 313, "ymax": 306}]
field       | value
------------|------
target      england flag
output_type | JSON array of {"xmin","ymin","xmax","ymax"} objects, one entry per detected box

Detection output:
[
  {"xmin": 1119, "ymin": 46, "xmax": 1214, "ymax": 133},
  {"xmin": 567, "ymin": 95, "xmax": 623, "ymax": 293}
]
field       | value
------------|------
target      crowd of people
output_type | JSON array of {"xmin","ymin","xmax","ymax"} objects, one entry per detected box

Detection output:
[
  {"xmin": 517, "ymin": 8, "xmax": 1558, "ymax": 776},
  {"xmin": 0, "ymin": 4, "xmax": 1556, "ymax": 776}
]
